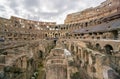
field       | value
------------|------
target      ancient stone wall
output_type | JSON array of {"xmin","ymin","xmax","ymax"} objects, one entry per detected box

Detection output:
[
  {"xmin": 0, "ymin": 16, "xmax": 56, "ymax": 42},
  {"xmin": 1, "ymin": 0, "xmax": 120, "ymax": 41},
  {"xmin": 63, "ymin": 39, "xmax": 120, "ymax": 79},
  {"xmin": 0, "ymin": 40, "xmax": 55, "ymax": 79},
  {"xmin": 10, "ymin": 16, "xmax": 56, "ymax": 30},
  {"xmin": 45, "ymin": 44, "xmax": 68, "ymax": 79},
  {"xmin": 65, "ymin": 0, "xmax": 120, "ymax": 24}
]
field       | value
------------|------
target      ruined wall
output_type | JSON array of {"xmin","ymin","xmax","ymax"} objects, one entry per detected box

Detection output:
[
  {"xmin": 63, "ymin": 39, "xmax": 120, "ymax": 79},
  {"xmin": 0, "ymin": 40, "xmax": 55, "ymax": 79},
  {"xmin": 0, "ymin": 16, "xmax": 56, "ymax": 42},
  {"xmin": 63, "ymin": 0, "xmax": 120, "ymax": 41},
  {"xmin": 65, "ymin": 0, "xmax": 120, "ymax": 24},
  {"xmin": 46, "ymin": 46, "xmax": 68, "ymax": 79},
  {"xmin": 10, "ymin": 16, "xmax": 56, "ymax": 30},
  {"xmin": 0, "ymin": 0, "xmax": 120, "ymax": 41}
]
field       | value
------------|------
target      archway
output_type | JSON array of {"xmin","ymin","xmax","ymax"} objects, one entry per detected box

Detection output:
[
  {"xmin": 45, "ymin": 34, "xmax": 47, "ymax": 37},
  {"xmin": 104, "ymin": 44, "xmax": 113, "ymax": 55},
  {"xmin": 95, "ymin": 43, "xmax": 101, "ymax": 51},
  {"xmin": 55, "ymin": 33, "xmax": 60, "ymax": 38}
]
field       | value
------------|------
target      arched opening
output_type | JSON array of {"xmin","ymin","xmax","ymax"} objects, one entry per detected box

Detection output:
[
  {"xmin": 85, "ymin": 22, "xmax": 88, "ymax": 27},
  {"xmin": 45, "ymin": 34, "xmax": 47, "ymax": 37},
  {"xmin": 55, "ymin": 26, "xmax": 58, "ymax": 30},
  {"xmin": 53, "ymin": 37, "xmax": 58, "ymax": 44},
  {"xmin": 66, "ymin": 33, "xmax": 69, "ymax": 37},
  {"xmin": 95, "ymin": 43, "xmax": 101, "ymax": 51},
  {"xmin": 29, "ymin": 26, "xmax": 32, "ymax": 29},
  {"xmin": 104, "ymin": 44, "xmax": 113, "ymax": 55},
  {"xmin": 55, "ymin": 33, "xmax": 59, "ymax": 38}
]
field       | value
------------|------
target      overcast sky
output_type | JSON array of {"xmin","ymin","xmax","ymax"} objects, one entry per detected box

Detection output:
[{"xmin": 0, "ymin": 0, "xmax": 105, "ymax": 24}]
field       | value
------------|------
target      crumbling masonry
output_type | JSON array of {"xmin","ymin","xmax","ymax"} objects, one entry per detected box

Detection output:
[{"xmin": 0, "ymin": 0, "xmax": 120, "ymax": 79}]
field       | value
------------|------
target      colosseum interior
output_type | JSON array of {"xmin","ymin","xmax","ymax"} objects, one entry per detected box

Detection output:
[{"xmin": 0, "ymin": 0, "xmax": 120, "ymax": 79}]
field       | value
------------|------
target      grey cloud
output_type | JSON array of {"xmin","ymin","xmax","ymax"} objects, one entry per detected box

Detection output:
[
  {"xmin": 0, "ymin": 5, "xmax": 6, "ymax": 11},
  {"xmin": 8, "ymin": 0, "xmax": 19, "ymax": 8},
  {"xmin": 0, "ymin": 0, "xmax": 106, "ymax": 24},
  {"xmin": 24, "ymin": 0, "xmax": 40, "ymax": 8}
]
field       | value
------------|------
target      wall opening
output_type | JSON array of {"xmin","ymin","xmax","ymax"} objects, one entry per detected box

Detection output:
[
  {"xmin": 95, "ymin": 43, "xmax": 101, "ymax": 51},
  {"xmin": 104, "ymin": 44, "xmax": 113, "ymax": 55}
]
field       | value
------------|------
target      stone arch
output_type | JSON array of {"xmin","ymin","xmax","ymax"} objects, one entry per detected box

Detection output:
[
  {"xmin": 104, "ymin": 44, "xmax": 113, "ymax": 55},
  {"xmin": 54, "ymin": 33, "xmax": 59, "ymax": 37},
  {"xmin": 45, "ymin": 34, "xmax": 47, "ymax": 37},
  {"xmin": 55, "ymin": 26, "xmax": 58, "ymax": 29},
  {"xmin": 95, "ymin": 43, "xmax": 101, "ymax": 51},
  {"xmin": 29, "ymin": 26, "xmax": 32, "ymax": 29}
]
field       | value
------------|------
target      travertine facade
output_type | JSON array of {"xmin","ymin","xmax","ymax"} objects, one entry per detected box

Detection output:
[
  {"xmin": 0, "ymin": 16, "xmax": 56, "ymax": 41},
  {"xmin": 65, "ymin": 0, "xmax": 120, "ymax": 24}
]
